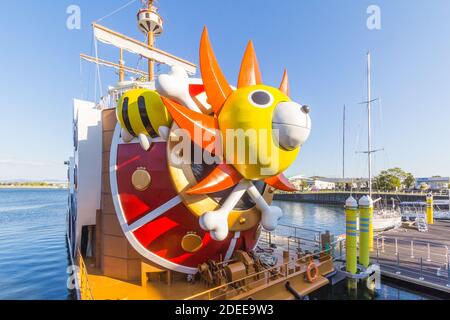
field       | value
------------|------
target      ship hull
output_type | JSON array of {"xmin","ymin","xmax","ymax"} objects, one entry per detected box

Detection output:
[{"xmin": 110, "ymin": 125, "xmax": 260, "ymax": 274}]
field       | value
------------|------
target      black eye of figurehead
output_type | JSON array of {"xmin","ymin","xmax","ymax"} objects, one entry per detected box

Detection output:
[{"xmin": 248, "ymin": 90, "xmax": 274, "ymax": 108}]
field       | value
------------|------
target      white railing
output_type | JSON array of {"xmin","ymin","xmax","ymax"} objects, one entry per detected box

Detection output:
[{"xmin": 374, "ymin": 235, "xmax": 450, "ymax": 288}]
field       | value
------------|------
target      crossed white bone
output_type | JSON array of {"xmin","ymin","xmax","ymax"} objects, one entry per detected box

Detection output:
[
  {"xmin": 159, "ymin": 66, "xmax": 284, "ymax": 241},
  {"xmin": 200, "ymin": 180, "xmax": 283, "ymax": 241}
]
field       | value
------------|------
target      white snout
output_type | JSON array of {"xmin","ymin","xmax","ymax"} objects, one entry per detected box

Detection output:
[{"xmin": 272, "ymin": 102, "xmax": 311, "ymax": 150}]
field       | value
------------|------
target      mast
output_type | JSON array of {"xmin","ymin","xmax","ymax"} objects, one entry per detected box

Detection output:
[
  {"xmin": 367, "ymin": 52, "xmax": 372, "ymax": 198},
  {"xmin": 343, "ymin": 105, "xmax": 346, "ymax": 179},
  {"xmin": 137, "ymin": 0, "xmax": 164, "ymax": 81},
  {"xmin": 147, "ymin": 0, "xmax": 155, "ymax": 81},
  {"xmin": 119, "ymin": 49, "xmax": 125, "ymax": 82}
]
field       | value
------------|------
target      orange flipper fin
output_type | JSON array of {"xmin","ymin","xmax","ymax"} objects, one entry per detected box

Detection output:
[
  {"xmin": 265, "ymin": 174, "xmax": 297, "ymax": 192},
  {"xmin": 187, "ymin": 164, "xmax": 243, "ymax": 195}
]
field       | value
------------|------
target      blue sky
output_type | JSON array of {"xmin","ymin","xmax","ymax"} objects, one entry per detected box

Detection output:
[{"xmin": 0, "ymin": 0, "xmax": 449, "ymax": 181}]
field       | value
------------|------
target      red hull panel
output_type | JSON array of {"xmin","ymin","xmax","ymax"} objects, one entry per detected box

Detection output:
[{"xmin": 113, "ymin": 140, "xmax": 259, "ymax": 272}]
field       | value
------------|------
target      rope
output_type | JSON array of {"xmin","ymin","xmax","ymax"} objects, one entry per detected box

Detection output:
[{"xmin": 95, "ymin": 0, "xmax": 138, "ymax": 23}]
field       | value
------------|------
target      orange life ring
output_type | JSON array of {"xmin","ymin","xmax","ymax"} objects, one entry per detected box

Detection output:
[{"xmin": 306, "ymin": 262, "xmax": 319, "ymax": 283}]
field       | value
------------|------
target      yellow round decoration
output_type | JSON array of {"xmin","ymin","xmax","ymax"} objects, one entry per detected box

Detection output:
[
  {"xmin": 181, "ymin": 233, "xmax": 203, "ymax": 253},
  {"xmin": 131, "ymin": 168, "xmax": 152, "ymax": 192},
  {"xmin": 218, "ymin": 85, "xmax": 300, "ymax": 180}
]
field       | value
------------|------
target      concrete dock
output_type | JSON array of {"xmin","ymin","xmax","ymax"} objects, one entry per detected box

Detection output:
[{"xmin": 371, "ymin": 220, "xmax": 450, "ymax": 294}]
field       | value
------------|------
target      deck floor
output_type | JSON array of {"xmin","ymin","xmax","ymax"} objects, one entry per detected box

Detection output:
[{"xmin": 371, "ymin": 220, "xmax": 450, "ymax": 293}]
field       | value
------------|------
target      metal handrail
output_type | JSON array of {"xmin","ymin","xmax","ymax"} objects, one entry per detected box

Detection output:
[
  {"xmin": 184, "ymin": 240, "xmax": 343, "ymax": 301},
  {"xmin": 277, "ymin": 190, "xmax": 448, "ymax": 196},
  {"xmin": 77, "ymin": 250, "xmax": 94, "ymax": 300},
  {"xmin": 278, "ymin": 223, "xmax": 323, "ymax": 234}
]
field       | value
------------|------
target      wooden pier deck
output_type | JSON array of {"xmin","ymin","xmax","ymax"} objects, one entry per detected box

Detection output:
[{"xmin": 371, "ymin": 220, "xmax": 450, "ymax": 294}]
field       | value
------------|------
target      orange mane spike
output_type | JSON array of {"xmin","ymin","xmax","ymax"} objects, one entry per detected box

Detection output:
[
  {"xmin": 161, "ymin": 97, "xmax": 219, "ymax": 154},
  {"xmin": 265, "ymin": 174, "xmax": 298, "ymax": 192},
  {"xmin": 187, "ymin": 164, "xmax": 243, "ymax": 195},
  {"xmin": 237, "ymin": 41, "xmax": 263, "ymax": 88},
  {"xmin": 279, "ymin": 69, "xmax": 290, "ymax": 97},
  {"xmin": 200, "ymin": 27, "xmax": 233, "ymax": 115}
]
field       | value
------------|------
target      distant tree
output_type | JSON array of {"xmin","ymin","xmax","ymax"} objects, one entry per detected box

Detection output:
[
  {"xmin": 374, "ymin": 172, "xmax": 401, "ymax": 191},
  {"xmin": 301, "ymin": 180, "xmax": 309, "ymax": 190},
  {"xmin": 404, "ymin": 173, "xmax": 416, "ymax": 189},
  {"xmin": 336, "ymin": 182, "xmax": 346, "ymax": 190},
  {"xmin": 373, "ymin": 168, "xmax": 415, "ymax": 192}
]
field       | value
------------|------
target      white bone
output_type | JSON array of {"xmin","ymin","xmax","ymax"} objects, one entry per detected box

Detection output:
[
  {"xmin": 121, "ymin": 128, "xmax": 135, "ymax": 143},
  {"xmin": 246, "ymin": 182, "xmax": 283, "ymax": 231},
  {"xmin": 199, "ymin": 180, "xmax": 248, "ymax": 241},
  {"xmin": 138, "ymin": 134, "xmax": 152, "ymax": 151},
  {"xmin": 156, "ymin": 65, "xmax": 202, "ymax": 113},
  {"xmin": 158, "ymin": 126, "xmax": 170, "ymax": 141}
]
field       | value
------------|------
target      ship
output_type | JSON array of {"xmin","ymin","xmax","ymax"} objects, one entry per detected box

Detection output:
[{"xmin": 66, "ymin": 1, "xmax": 337, "ymax": 300}]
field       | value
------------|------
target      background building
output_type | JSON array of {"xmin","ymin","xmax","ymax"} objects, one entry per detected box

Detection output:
[{"xmin": 415, "ymin": 177, "xmax": 450, "ymax": 191}]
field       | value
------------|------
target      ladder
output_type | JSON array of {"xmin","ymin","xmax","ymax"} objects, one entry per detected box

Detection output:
[{"xmin": 416, "ymin": 207, "xmax": 428, "ymax": 232}]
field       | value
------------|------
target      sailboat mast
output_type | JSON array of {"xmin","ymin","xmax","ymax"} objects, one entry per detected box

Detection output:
[
  {"xmin": 367, "ymin": 52, "xmax": 373, "ymax": 198},
  {"xmin": 343, "ymin": 105, "xmax": 346, "ymax": 179}
]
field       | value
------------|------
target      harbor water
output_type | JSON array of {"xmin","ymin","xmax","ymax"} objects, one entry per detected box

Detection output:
[{"xmin": 0, "ymin": 189, "xmax": 440, "ymax": 300}]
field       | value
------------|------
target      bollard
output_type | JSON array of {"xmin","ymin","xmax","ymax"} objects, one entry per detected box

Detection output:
[
  {"xmin": 359, "ymin": 195, "xmax": 373, "ymax": 267},
  {"xmin": 382, "ymin": 236, "xmax": 385, "ymax": 253},
  {"xmin": 395, "ymin": 238, "xmax": 398, "ymax": 256},
  {"xmin": 345, "ymin": 197, "xmax": 358, "ymax": 274},
  {"xmin": 419, "ymin": 258, "xmax": 424, "ymax": 281},
  {"xmin": 427, "ymin": 243, "xmax": 431, "ymax": 262},
  {"xmin": 411, "ymin": 241, "xmax": 414, "ymax": 259},
  {"xmin": 396, "ymin": 253, "xmax": 401, "ymax": 275},
  {"xmin": 426, "ymin": 194, "xmax": 434, "ymax": 225}
]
